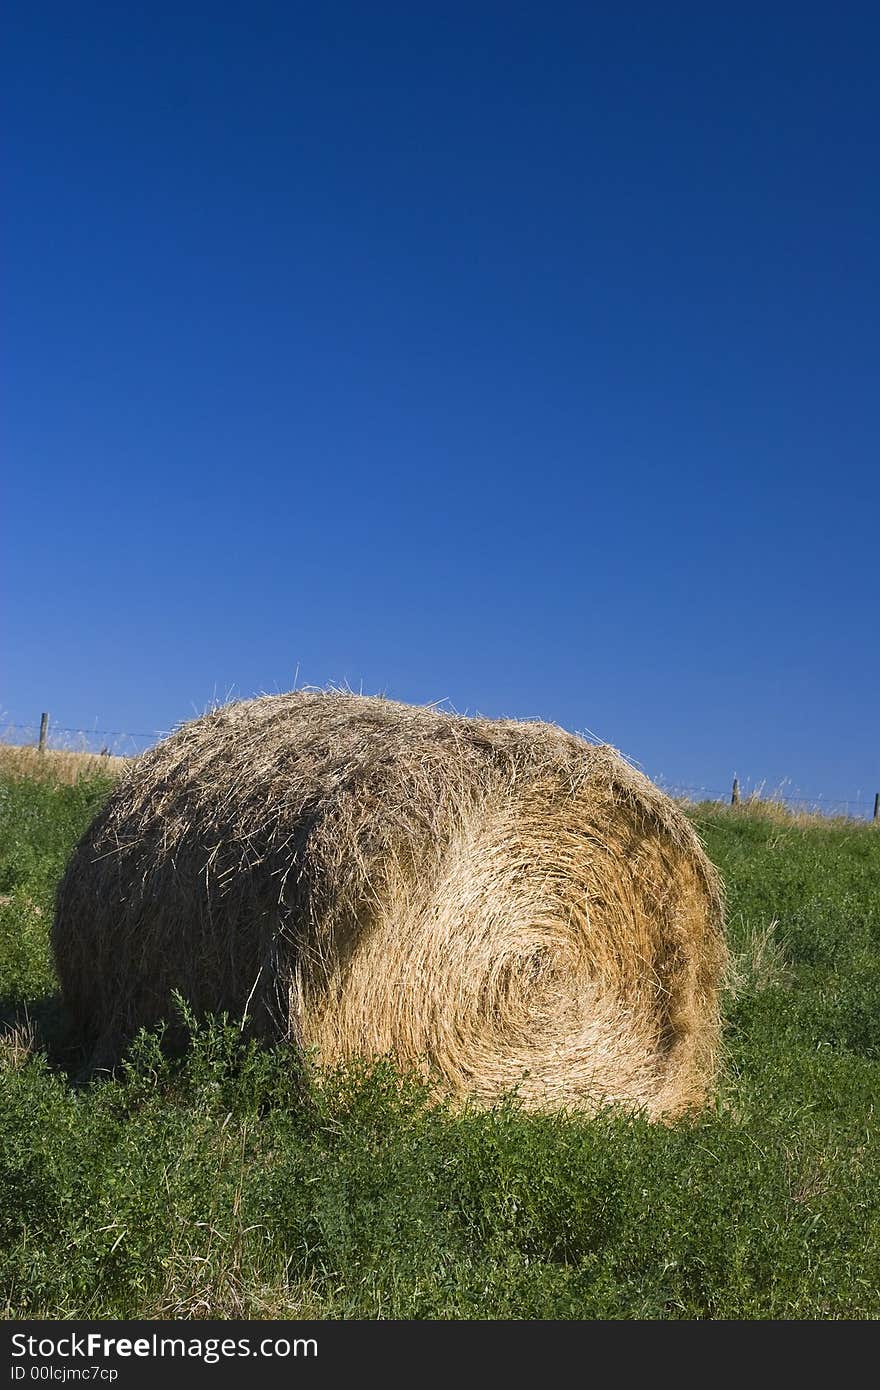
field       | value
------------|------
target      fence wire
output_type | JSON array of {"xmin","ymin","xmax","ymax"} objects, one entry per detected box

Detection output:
[{"xmin": 1, "ymin": 721, "xmax": 169, "ymax": 757}]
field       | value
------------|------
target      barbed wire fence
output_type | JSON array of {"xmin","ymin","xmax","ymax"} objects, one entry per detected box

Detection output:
[
  {"xmin": 2, "ymin": 713, "xmax": 878, "ymax": 822},
  {"xmin": 1, "ymin": 718, "xmax": 169, "ymax": 759},
  {"xmin": 658, "ymin": 781, "xmax": 877, "ymax": 822}
]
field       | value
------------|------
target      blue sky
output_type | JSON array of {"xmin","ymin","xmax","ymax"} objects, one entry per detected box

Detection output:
[{"xmin": 3, "ymin": 4, "xmax": 878, "ymax": 809}]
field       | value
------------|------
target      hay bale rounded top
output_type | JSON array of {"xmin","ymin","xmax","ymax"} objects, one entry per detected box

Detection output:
[{"xmin": 53, "ymin": 691, "xmax": 727, "ymax": 1117}]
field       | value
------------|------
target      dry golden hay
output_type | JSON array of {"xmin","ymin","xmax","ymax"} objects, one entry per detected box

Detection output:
[
  {"xmin": 0, "ymin": 744, "xmax": 127, "ymax": 784},
  {"xmin": 53, "ymin": 691, "xmax": 727, "ymax": 1118}
]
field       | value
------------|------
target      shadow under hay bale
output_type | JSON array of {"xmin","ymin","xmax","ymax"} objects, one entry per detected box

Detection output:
[{"xmin": 52, "ymin": 691, "xmax": 727, "ymax": 1118}]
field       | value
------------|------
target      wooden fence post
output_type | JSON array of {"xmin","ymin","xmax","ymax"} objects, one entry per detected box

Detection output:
[
  {"xmin": 731, "ymin": 776, "xmax": 740, "ymax": 806},
  {"xmin": 38, "ymin": 712, "xmax": 49, "ymax": 754},
  {"xmin": 874, "ymin": 792, "xmax": 879, "ymax": 823}
]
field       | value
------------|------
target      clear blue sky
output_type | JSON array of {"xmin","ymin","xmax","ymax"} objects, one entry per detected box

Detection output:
[{"xmin": 3, "ymin": 4, "xmax": 878, "ymax": 808}]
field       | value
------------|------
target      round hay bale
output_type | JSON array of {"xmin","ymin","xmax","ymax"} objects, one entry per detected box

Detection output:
[{"xmin": 53, "ymin": 691, "xmax": 727, "ymax": 1118}]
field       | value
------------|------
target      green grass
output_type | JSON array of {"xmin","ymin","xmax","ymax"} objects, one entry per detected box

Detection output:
[{"xmin": 1, "ymin": 769, "xmax": 879, "ymax": 1319}]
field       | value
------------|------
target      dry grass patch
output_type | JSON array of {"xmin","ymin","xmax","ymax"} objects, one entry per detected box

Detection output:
[{"xmin": 0, "ymin": 745, "xmax": 128, "ymax": 784}]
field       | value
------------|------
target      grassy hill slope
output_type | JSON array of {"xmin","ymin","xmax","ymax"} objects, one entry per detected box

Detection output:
[{"xmin": 1, "ymin": 760, "xmax": 878, "ymax": 1318}]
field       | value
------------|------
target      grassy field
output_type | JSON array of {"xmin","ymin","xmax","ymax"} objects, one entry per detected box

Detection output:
[{"xmin": 1, "ymin": 753, "xmax": 878, "ymax": 1319}]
